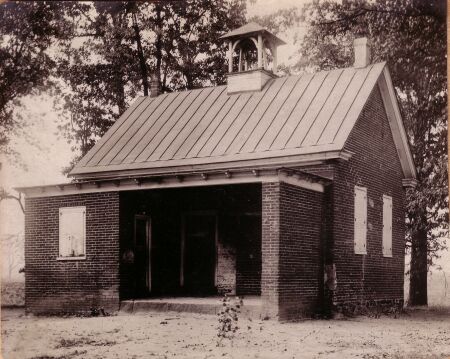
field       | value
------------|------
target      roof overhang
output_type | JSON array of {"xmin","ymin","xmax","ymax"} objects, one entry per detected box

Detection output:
[
  {"xmin": 377, "ymin": 66, "xmax": 417, "ymax": 180},
  {"xmin": 220, "ymin": 22, "xmax": 286, "ymax": 46},
  {"xmin": 69, "ymin": 148, "xmax": 352, "ymax": 180}
]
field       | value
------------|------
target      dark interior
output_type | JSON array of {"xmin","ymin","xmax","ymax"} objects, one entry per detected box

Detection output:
[{"xmin": 119, "ymin": 184, "xmax": 262, "ymax": 299}]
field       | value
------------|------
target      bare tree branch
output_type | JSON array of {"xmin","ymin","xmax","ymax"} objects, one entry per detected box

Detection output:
[
  {"xmin": 317, "ymin": 5, "xmax": 445, "ymax": 26},
  {"xmin": 0, "ymin": 189, "xmax": 25, "ymax": 214}
]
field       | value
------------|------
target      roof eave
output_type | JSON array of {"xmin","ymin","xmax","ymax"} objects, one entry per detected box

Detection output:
[
  {"xmin": 220, "ymin": 25, "xmax": 286, "ymax": 46},
  {"xmin": 68, "ymin": 149, "xmax": 351, "ymax": 181},
  {"xmin": 377, "ymin": 66, "xmax": 417, "ymax": 180}
]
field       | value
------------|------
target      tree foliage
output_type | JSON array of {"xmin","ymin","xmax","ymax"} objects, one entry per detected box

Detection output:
[
  {"xmin": 298, "ymin": 0, "xmax": 447, "ymax": 305},
  {"xmin": 55, "ymin": 0, "xmax": 247, "ymax": 169},
  {"xmin": 0, "ymin": 2, "xmax": 73, "ymax": 210},
  {"xmin": 0, "ymin": 2, "xmax": 70, "ymax": 156}
]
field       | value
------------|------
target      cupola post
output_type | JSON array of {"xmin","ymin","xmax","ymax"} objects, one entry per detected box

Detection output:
[
  {"xmin": 257, "ymin": 33, "xmax": 263, "ymax": 68},
  {"xmin": 228, "ymin": 40, "xmax": 233, "ymax": 73}
]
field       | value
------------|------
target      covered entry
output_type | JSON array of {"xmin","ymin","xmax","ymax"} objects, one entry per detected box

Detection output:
[{"xmin": 119, "ymin": 184, "xmax": 262, "ymax": 299}]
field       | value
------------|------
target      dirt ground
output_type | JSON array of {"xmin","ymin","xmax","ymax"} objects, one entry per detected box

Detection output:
[{"xmin": 2, "ymin": 306, "xmax": 450, "ymax": 359}]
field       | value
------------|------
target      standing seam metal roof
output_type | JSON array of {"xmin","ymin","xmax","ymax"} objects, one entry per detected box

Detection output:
[{"xmin": 71, "ymin": 62, "xmax": 386, "ymax": 177}]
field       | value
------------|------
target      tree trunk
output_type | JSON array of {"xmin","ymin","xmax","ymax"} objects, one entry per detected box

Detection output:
[
  {"xmin": 155, "ymin": 5, "xmax": 162, "ymax": 83},
  {"xmin": 409, "ymin": 221, "xmax": 428, "ymax": 306},
  {"xmin": 132, "ymin": 13, "xmax": 149, "ymax": 96},
  {"xmin": 115, "ymin": 71, "xmax": 126, "ymax": 115}
]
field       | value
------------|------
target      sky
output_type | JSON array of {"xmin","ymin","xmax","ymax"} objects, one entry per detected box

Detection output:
[{"xmin": 0, "ymin": 0, "xmax": 448, "ymax": 275}]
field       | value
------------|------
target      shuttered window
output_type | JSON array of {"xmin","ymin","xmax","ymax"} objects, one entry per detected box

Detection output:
[
  {"xmin": 354, "ymin": 186, "xmax": 367, "ymax": 254},
  {"xmin": 382, "ymin": 195, "xmax": 393, "ymax": 257},
  {"xmin": 59, "ymin": 207, "xmax": 86, "ymax": 259}
]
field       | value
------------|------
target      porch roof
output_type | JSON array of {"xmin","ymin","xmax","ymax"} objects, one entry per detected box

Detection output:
[
  {"xmin": 69, "ymin": 61, "xmax": 414, "ymax": 180},
  {"xmin": 16, "ymin": 167, "xmax": 332, "ymax": 198}
]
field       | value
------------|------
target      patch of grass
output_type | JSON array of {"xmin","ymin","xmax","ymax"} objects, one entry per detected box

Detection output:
[
  {"xmin": 56, "ymin": 337, "xmax": 116, "ymax": 349},
  {"xmin": 216, "ymin": 295, "xmax": 242, "ymax": 346},
  {"xmin": 30, "ymin": 351, "xmax": 87, "ymax": 359},
  {"xmin": 1, "ymin": 281, "xmax": 25, "ymax": 307}
]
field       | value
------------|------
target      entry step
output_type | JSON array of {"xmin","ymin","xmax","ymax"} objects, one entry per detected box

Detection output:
[{"xmin": 120, "ymin": 297, "xmax": 263, "ymax": 318}]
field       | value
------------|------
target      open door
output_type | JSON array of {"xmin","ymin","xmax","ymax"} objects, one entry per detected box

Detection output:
[
  {"xmin": 134, "ymin": 214, "xmax": 151, "ymax": 296},
  {"xmin": 181, "ymin": 213, "xmax": 217, "ymax": 295}
]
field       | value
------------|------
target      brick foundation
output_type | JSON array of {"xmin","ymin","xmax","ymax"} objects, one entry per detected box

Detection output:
[{"xmin": 25, "ymin": 192, "xmax": 120, "ymax": 314}]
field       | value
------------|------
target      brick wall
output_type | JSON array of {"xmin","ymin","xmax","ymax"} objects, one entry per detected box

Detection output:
[
  {"xmin": 261, "ymin": 182, "xmax": 324, "ymax": 320},
  {"xmin": 25, "ymin": 192, "xmax": 120, "ymax": 314},
  {"xmin": 278, "ymin": 183, "xmax": 323, "ymax": 320},
  {"xmin": 217, "ymin": 216, "xmax": 237, "ymax": 294},
  {"xmin": 261, "ymin": 182, "xmax": 280, "ymax": 317},
  {"xmin": 332, "ymin": 85, "xmax": 406, "ymax": 307}
]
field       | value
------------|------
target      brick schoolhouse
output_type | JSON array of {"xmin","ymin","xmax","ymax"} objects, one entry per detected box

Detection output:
[{"xmin": 18, "ymin": 23, "xmax": 417, "ymax": 321}]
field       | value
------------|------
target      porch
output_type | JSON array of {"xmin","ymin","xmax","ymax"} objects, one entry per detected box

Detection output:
[
  {"xmin": 118, "ymin": 180, "xmax": 326, "ymax": 320},
  {"xmin": 119, "ymin": 184, "xmax": 262, "ymax": 300}
]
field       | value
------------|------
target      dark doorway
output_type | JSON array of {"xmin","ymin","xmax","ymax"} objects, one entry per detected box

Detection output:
[
  {"xmin": 134, "ymin": 215, "xmax": 151, "ymax": 296},
  {"xmin": 182, "ymin": 213, "xmax": 217, "ymax": 295},
  {"xmin": 119, "ymin": 184, "xmax": 262, "ymax": 300}
]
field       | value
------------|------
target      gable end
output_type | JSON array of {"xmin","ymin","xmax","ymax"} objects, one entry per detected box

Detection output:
[{"xmin": 377, "ymin": 67, "xmax": 417, "ymax": 181}]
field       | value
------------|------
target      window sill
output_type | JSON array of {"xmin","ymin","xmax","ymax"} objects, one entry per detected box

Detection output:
[
  {"xmin": 383, "ymin": 254, "xmax": 393, "ymax": 258},
  {"xmin": 57, "ymin": 256, "xmax": 86, "ymax": 261}
]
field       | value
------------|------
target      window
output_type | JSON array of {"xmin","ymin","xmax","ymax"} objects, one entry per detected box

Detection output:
[
  {"xmin": 354, "ymin": 186, "xmax": 367, "ymax": 254},
  {"xmin": 382, "ymin": 195, "xmax": 393, "ymax": 257},
  {"xmin": 58, "ymin": 206, "xmax": 86, "ymax": 259}
]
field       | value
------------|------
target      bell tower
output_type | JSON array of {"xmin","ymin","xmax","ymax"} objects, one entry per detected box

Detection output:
[{"xmin": 221, "ymin": 22, "xmax": 285, "ymax": 94}]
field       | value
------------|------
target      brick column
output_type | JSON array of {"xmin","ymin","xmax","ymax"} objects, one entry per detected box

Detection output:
[
  {"xmin": 261, "ymin": 182, "xmax": 280, "ymax": 318},
  {"xmin": 261, "ymin": 181, "xmax": 325, "ymax": 321}
]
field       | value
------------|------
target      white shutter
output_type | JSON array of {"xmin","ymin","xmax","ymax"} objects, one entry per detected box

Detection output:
[
  {"xmin": 354, "ymin": 186, "xmax": 367, "ymax": 254},
  {"xmin": 59, "ymin": 207, "xmax": 86, "ymax": 257},
  {"xmin": 382, "ymin": 195, "xmax": 393, "ymax": 257},
  {"xmin": 59, "ymin": 209, "xmax": 71, "ymax": 257}
]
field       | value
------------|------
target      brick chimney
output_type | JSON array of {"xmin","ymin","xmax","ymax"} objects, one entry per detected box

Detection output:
[
  {"xmin": 353, "ymin": 37, "xmax": 371, "ymax": 68},
  {"xmin": 150, "ymin": 73, "xmax": 160, "ymax": 97}
]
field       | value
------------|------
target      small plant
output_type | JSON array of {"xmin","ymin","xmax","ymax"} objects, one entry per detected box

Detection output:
[
  {"xmin": 90, "ymin": 307, "xmax": 110, "ymax": 317},
  {"xmin": 216, "ymin": 294, "xmax": 243, "ymax": 346}
]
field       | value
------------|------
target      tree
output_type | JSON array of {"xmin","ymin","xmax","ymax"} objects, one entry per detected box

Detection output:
[
  {"xmin": 0, "ymin": 188, "xmax": 24, "ymax": 214},
  {"xmin": 0, "ymin": 2, "xmax": 70, "ymax": 156},
  {"xmin": 0, "ymin": 2, "xmax": 72, "ymax": 210},
  {"xmin": 1, "ymin": 233, "xmax": 24, "ymax": 281},
  {"xmin": 297, "ymin": 0, "xmax": 448, "ymax": 305},
  {"xmin": 56, "ymin": 0, "xmax": 247, "ymax": 170}
]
